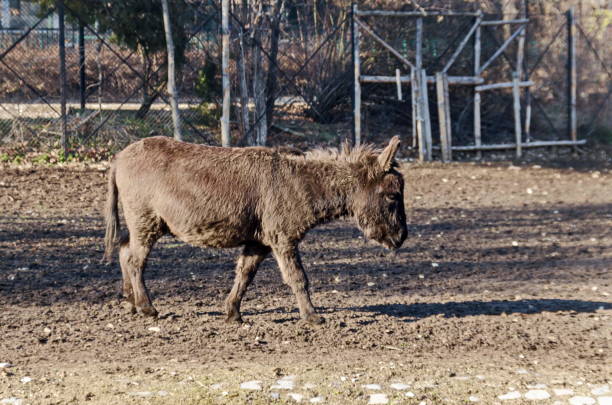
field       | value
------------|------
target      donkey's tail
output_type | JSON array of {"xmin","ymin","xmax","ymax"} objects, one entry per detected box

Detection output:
[{"xmin": 103, "ymin": 163, "xmax": 120, "ymax": 263}]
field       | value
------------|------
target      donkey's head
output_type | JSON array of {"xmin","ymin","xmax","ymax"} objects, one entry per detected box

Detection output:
[{"xmin": 350, "ymin": 136, "xmax": 407, "ymax": 250}]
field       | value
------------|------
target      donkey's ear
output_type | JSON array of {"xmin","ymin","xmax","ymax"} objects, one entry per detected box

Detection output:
[{"xmin": 377, "ymin": 136, "xmax": 401, "ymax": 172}]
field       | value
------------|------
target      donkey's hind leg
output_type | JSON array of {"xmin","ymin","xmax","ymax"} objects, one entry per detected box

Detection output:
[
  {"xmin": 121, "ymin": 216, "xmax": 164, "ymax": 317},
  {"xmin": 225, "ymin": 242, "xmax": 271, "ymax": 323},
  {"xmin": 118, "ymin": 235, "xmax": 136, "ymax": 313}
]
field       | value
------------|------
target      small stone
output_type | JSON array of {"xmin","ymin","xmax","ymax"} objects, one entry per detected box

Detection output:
[
  {"xmin": 498, "ymin": 391, "xmax": 521, "ymax": 400},
  {"xmin": 363, "ymin": 384, "xmax": 382, "ymax": 390},
  {"xmin": 525, "ymin": 390, "xmax": 550, "ymax": 400},
  {"xmin": 516, "ymin": 368, "xmax": 529, "ymax": 374},
  {"xmin": 271, "ymin": 376, "xmax": 295, "ymax": 390},
  {"xmin": 431, "ymin": 262, "xmax": 439, "ymax": 268},
  {"xmin": 288, "ymin": 393, "xmax": 303, "ymax": 402},
  {"xmin": 0, "ymin": 399, "xmax": 23, "ymax": 405},
  {"xmin": 527, "ymin": 384, "xmax": 547, "ymax": 389},
  {"xmin": 569, "ymin": 397, "xmax": 596, "ymax": 405},
  {"xmin": 106, "ymin": 323, "xmax": 114, "ymax": 329},
  {"xmin": 43, "ymin": 327, "xmax": 52, "ymax": 336},
  {"xmin": 598, "ymin": 397, "xmax": 612, "ymax": 405},
  {"xmin": 0, "ymin": 363, "xmax": 12, "ymax": 368},
  {"xmin": 310, "ymin": 397, "xmax": 325, "ymax": 403},
  {"xmin": 553, "ymin": 388, "xmax": 574, "ymax": 396},
  {"xmin": 418, "ymin": 274, "xmax": 425, "ymax": 279},
  {"xmin": 270, "ymin": 392, "xmax": 280, "ymax": 400},
  {"xmin": 20, "ymin": 377, "xmax": 32, "ymax": 384},
  {"xmin": 240, "ymin": 380, "xmax": 262, "ymax": 390},
  {"xmin": 368, "ymin": 393, "xmax": 389, "ymax": 404},
  {"xmin": 303, "ymin": 383, "xmax": 316, "ymax": 390},
  {"xmin": 148, "ymin": 326, "xmax": 161, "ymax": 333},
  {"xmin": 367, "ymin": 282, "xmax": 376, "ymax": 287},
  {"xmin": 592, "ymin": 386, "xmax": 611, "ymax": 396},
  {"xmin": 129, "ymin": 392, "xmax": 154, "ymax": 397},
  {"xmin": 469, "ymin": 396, "xmax": 480, "ymax": 402},
  {"xmin": 512, "ymin": 241, "xmax": 519, "ymax": 247},
  {"xmin": 405, "ymin": 392, "xmax": 415, "ymax": 397},
  {"xmin": 390, "ymin": 383, "xmax": 410, "ymax": 390},
  {"xmin": 210, "ymin": 383, "xmax": 223, "ymax": 390}
]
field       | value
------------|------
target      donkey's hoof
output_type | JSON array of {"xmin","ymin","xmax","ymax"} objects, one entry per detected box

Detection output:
[
  {"xmin": 138, "ymin": 306, "xmax": 159, "ymax": 317},
  {"xmin": 305, "ymin": 314, "xmax": 325, "ymax": 325},
  {"xmin": 225, "ymin": 311, "xmax": 243, "ymax": 324}
]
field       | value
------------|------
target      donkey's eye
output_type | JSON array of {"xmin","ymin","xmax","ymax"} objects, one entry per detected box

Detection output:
[{"xmin": 385, "ymin": 193, "xmax": 399, "ymax": 202}]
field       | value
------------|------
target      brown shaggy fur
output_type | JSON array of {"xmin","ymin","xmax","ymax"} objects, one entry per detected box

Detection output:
[{"xmin": 103, "ymin": 136, "xmax": 407, "ymax": 324}]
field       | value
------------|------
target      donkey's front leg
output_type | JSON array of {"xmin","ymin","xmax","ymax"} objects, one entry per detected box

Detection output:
[{"xmin": 272, "ymin": 244, "xmax": 324, "ymax": 325}]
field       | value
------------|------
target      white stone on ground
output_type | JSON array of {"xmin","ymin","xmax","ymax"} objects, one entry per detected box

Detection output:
[
  {"xmin": 598, "ymin": 397, "xmax": 612, "ymax": 405},
  {"xmin": 0, "ymin": 399, "xmax": 22, "ymax": 405},
  {"xmin": 19, "ymin": 377, "xmax": 31, "ymax": 384},
  {"xmin": 592, "ymin": 386, "xmax": 611, "ymax": 396},
  {"xmin": 569, "ymin": 396, "xmax": 596, "ymax": 405},
  {"xmin": 210, "ymin": 383, "xmax": 223, "ymax": 390},
  {"xmin": 147, "ymin": 326, "xmax": 161, "ymax": 333},
  {"xmin": 363, "ymin": 384, "xmax": 382, "ymax": 390},
  {"xmin": 527, "ymin": 384, "xmax": 547, "ymax": 389},
  {"xmin": 368, "ymin": 393, "xmax": 389, "ymax": 404},
  {"xmin": 288, "ymin": 393, "xmax": 303, "ymax": 402},
  {"xmin": 271, "ymin": 376, "xmax": 295, "ymax": 390},
  {"xmin": 129, "ymin": 392, "xmax": 154, "ymax": 397},
  {"xmin": 240, "ymin": 380, "xmax": 262, "ymax": 390},
  {"xmin": 0, "ymin": 363, "xmax": 12, "ymax": 368},
  {"xmin": 303, "ymin": 383, "xmax": 316, "ymax": 390},
  {"xmin": 524, "ymin": 390, "xmax": 550, "ymax": 400},
  {"xmin": 498, "ymin": 391, "xmax": 521, "ymax": 400},
  {"xmin": 553, "ymin": 388, "xmax": 575, "ymax": 396},
  {"xmin": 390, "ymin": 383, "xmax": 410, "ymax": 390},
  {"xmin": 405, "ymin": 392, "xmax": 415, "ymax": 397},
  {"xmin": 469, "ymin": 396, "xmax": 480, "ymax": 402},
  {"xmin": 270, "ymin": 392, "xmax": 280, "ymax": 400},
  {"xmin": 310, "ymin": 396, "xmax": 325, "ymax": 403},
  {"xmin": 516, "ymin": 368, "xmax": 529, "ymax": 374}
]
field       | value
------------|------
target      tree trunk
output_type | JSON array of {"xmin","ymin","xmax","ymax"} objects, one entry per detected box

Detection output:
[
  {"xmin": 161, "ymin": 0, "xmax": 182, "ymax": 141},
  {"xmin": 238, "ymin": 29, "xmax": 252, "ymax": 145},
  {"xmin": 264, "ymin": 0, "xmax": 284, "ymax": 130},
  {"xmin": 252, "ymin": 3, "xmax": 267, "ymax": 146}
]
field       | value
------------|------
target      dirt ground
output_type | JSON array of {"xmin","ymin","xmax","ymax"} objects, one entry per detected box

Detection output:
[{"xmin": 0, "ymin": 155, "xmax": 611, "ymax": 404}]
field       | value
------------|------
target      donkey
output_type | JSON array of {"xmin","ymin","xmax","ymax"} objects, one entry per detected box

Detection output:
[{"xmin": 103, "ymin": 136, "xmax": 407, "ymax": 324}]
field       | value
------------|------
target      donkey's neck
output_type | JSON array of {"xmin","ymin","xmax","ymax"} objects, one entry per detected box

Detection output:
[{"xmin": 296, "ymin": 159, "xmax": 357, "ymax": 227}]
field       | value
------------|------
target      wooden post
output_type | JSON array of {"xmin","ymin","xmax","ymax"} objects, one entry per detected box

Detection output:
[
  {"xmin": 512, "ymin": 72, "xmax": 522, "ymax": 158},
  {"xmin": 161, "ymin": 0, "xmax": 182, "ymax": 141},
  {"xmin": 58, "ymin": 0, "xmax": 67, "ymax": 156},
  {"xmin": 221, "ymin": 0, "xmax": 230, "ymax": 146},
  {"xmin": 567, "ymin": 7, "xmax": 577, "ymax": 146},
  {"xmin": 420, "ymin": 68, "xmax": 432, "ymax": 161},
  {"xmin": 411, "ymin": 66, "xmax": 419, "ymax": 151},
  {"xmin": 352, "ymin": 3, "xmax": 361, "ymax": 146},
  {"xmin": 436, "ymin": 72, "xmax": 452, "ymax": 162},
  {"xmin": 523, "ymin": 0, "xmax": 532, "ymax": 142},
  {"xmin": 415, "ymin": 17, "xmax": 423, "ymax": 152},
  {"xmin": 78, "ymin": 22, "xmax": 86, "ymax": 110},
  {"xmin": 474, "ymin": 12, "xmax": 482, "ymax": 159},
  {"xmin": 395, "ymin": 68, "xmax": 402, "ymax": 101}
]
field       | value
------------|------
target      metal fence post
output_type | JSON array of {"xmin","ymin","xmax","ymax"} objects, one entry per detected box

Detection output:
[
  {"xmin": 78, "ymin": 21, "xmax": 86, "ymax": 110},
  {"xmin": 567, "ymin": 7, "xmax": 577, "ymax": 147},
  {"xmin": 58, "ymin": 0, "xmax": 67, "ymax": 155}
]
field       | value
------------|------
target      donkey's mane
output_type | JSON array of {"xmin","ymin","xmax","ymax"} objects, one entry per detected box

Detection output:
[{"xmin": 300, "ymin": 143, "xmax": 379, "ymax": 164}]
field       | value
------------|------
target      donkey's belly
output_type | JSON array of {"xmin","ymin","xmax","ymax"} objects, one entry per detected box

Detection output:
[{"xmin": 169, "ymin": 219, "xmax": 258, "ymax": 248}]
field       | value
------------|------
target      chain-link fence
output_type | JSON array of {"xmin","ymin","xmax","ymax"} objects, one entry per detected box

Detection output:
[{"xmin": 0, "ymin": 1, "xmax": 609, "ymax": 157}]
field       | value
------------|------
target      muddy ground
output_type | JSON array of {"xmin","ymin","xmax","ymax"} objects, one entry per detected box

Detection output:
[{"xmin": 0, "ymin": 156, "xmax": 611, "ymax": 404}]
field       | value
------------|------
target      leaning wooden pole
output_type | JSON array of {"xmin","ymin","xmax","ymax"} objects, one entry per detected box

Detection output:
[
  {"xmin": 58, "ymin": 0, "xmax": 67, "ymax": 156},
  {"xmin": 436, "ymin": 72, "xmax": 452, "ymax": 162},
  {"xmin": 567, "ymin": 7, "xmax": 577, "ymax": 149},
  {"xmin": 221, "ymin": 0, "xmax": 230, "ymax": 147},
  {"xmin": 161, "ymin": 0, "xmax": 182, "ymax": 141},
  {"xmin": 352, "ymin": 3, "xmax": 362, "ymax": 146}
]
